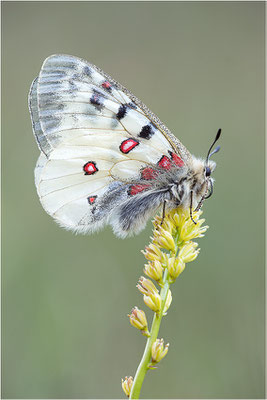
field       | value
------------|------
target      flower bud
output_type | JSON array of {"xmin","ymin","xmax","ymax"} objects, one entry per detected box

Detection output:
[
  {"xmin": 143, "ymin": 293, "xmax": 161, "ymax": 313},
  {"xmin": 152, "ymin": 215, "xmax": 173, "ymax": 232},
  {"xmin": 144, "ymin": 260, "xmax": 163, "ymax": 282},
  {"xmin": 163, "ymin": 289, "xmax": 172, "ymax": 314},
  {"xmin": 154, "ymin": 229, "xmax": 176, "ymax": 252},
  {"xmin": 151, "ymin": 338, "xmax": 169, "ymax": 363},
  {"xmin": 166, "ymin": 256, "xmax": 175, "ymax": 271},
  {"xmin": 137, "ymin": 277, "xmax": 161, "ymax": 313},
  {"xmin": 179, "ymin": 216, "xmax": 208, "ymax": 242},
  {"xmin": 128, "ymin": 307, "xmax": 148, "ymax": 331},
  {"xmin": 121, "ymin": 376, "xmax": 133, "ymax": 397},
  {"xmin": 137, "ymin": 277, "xmax": 158, "ymax": 296},
  {"xmin": 142, "ymin": 243, "xmax": 162, "ymax": 262},
  {"xmin": 167, "ymin": 257, "xmax": 186, "ymax": 280},
  {"xmin": 178, "ymin": 242, "xmax": 200, "ymax": 263},
  {"xmin": 160, "ymin": 252, "xmax": 169, "ymax": 268},
  {"xmin": 160, "ymin": 219, "xmax": 173, "ymax": 233}
]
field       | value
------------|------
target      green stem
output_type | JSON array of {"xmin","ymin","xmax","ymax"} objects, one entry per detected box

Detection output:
[{"xmin": 129, "ymin": 269, "xmax": 170, "ymax": 399}]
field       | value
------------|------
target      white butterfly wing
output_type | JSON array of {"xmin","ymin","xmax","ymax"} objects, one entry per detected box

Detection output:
[{"xmin": 29, "ymin": 54, "xmax": 190, "ymax": 236}]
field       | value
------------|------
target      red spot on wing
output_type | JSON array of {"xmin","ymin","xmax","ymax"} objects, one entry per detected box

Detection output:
[
  {"xmin": 158, "ymin": 155, "xmax": 172, "ymax": 170},
  {"xmin": 128, "ymin": 184, "xmax": 150, "ymax": 196},
  {"xmin": 102, "ymin": 81, "xmax": 112, "ymax": 91},
  {"xmin": 83, "ymin": 161, "xmax": 98, "ymax": 175},
  {"xmin": 141, "ymin": 167, "xmax": 158, "ymax": 180},
  {"xmin": 87, "ymin": 195, "xmax": 97, "ymax": 205},
  {"xmin": 120, "ymin": 139, "xmax": 139, "ymax": 154},
  {"xmin": 169, "ymin": 152, "xmax": 184, "ymax": 167},
  {"xmin": 158, "ymin": 153, "xmax": 184, "ymax": 170}
]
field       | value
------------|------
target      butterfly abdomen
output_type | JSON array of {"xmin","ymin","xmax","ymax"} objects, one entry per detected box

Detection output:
[{"xmin": 111, "ymin": 190, "xmax": 167, "ymax": 238}]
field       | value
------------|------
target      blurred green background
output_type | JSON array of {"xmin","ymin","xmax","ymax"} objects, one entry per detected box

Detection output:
[{"xmin": 2, "ymin": 2, "xmax": 265, "ymax": 399}]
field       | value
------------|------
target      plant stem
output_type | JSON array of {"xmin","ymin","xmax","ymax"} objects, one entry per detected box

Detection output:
[{"xmin": 130, "ymin": 269, "xmax": 170, "ymax": 399}]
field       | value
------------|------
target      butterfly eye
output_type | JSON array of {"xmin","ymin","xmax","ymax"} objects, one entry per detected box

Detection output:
[{"xmin": 205, "ymin": 166, "xmax": 211, "ymax": 177}]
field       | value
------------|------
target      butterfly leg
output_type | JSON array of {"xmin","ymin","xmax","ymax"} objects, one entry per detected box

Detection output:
[
  {"xmin": 190, "ymin": 191, "xmax": 197, "ymax": 225},
  {"xmin": 160, "ymin": 199, "xmax": 168, "ymax": 226}
]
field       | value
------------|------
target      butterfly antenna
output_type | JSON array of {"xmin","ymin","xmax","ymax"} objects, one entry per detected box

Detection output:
[{"xmin": 206, "ymin": 128, "xmax": 221, "ymax": 164}]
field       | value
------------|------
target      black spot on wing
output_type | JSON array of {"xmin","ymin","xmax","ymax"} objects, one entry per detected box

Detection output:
[
  {"xmin": 72, "ymin": 73, "xmax": 81, "ymax": 80},
  {"xmin": 138, "ymin": 124, "xmax": 156, "ymax": 140},
  {"xmin": 58, "ymin": 103, "xmax": 65, "ymax": 110},
  {"xmin": 90, "ymin": 94, "xmax": 101, "ymax": 106},
  {"xmin": 83, "ymin": 66, "xmax": 92, "ymax": 78},
  {"xmin": 128, "ymin": 102, "xmax": 137, "ymax": 110},
  {"xmin": 117, "ymin": 104, "xmax": 127, "ymax": 120},
  {"xmin": 90, "ymin": 89, "xmax": 104, "ymax": 111},
  {"xmin": 116, "ymin": 102, "xmax": 138, "ymax": 120},
  {"xmin": 87, "ymin": 195, "xmax": 97, "ymax": 205},
  {"xmin": 69, "ymin": 79, "xmax": 78, "ymax": 92}
]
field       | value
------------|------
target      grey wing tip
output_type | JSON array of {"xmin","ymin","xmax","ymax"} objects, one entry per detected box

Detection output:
[
  {"xmin": 28, "ymin": 76, "xmax": 38, "ymax": 109},
  {"xmin": 28, "ymin": 75, "xmax": 51, "ymax": 157},
  {"xmin": 28, "ymin": 76, "xmax": 39, "ymax": 125},
  {"xmin": 40, "ymin": 53, "xmax": 95, "ymax": 71},
  {"xmin": 41, "ymin": 53, "xmax": 83, "ymax": 66}
]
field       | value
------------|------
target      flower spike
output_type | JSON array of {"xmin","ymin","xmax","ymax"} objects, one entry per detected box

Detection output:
[{"xmin": 123, "ymin": 207, "xmax": 208, "ymax": 399}]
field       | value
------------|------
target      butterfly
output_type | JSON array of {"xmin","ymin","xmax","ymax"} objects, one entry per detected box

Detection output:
[{"xmin": 29, "ymin": 54, "xmax": 221, "ymax": 238}]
